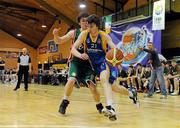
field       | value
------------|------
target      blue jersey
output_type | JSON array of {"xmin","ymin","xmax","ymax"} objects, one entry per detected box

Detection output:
[
  {"xmin": 84, "ymin": 31, "xmax": 107, "ymax": 65},
  {"xmin": 83, "ymin": 30, "xmax": 118, "ymax": 84}
]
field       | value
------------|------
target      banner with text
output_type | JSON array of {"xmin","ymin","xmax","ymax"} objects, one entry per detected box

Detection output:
[{"xmin": 152, "ymin": 0, "xmax": 165, "ymax": 30}]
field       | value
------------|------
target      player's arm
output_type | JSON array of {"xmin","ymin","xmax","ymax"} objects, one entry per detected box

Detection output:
[
  {"xmin": 104, "ymin": 34, "xmax": 116, "ymax": 49},
  {"xmin": 53, "ymin": 28, "xmax": 74, "ymax": 44},
  {"xmin": 171, "ymin": 73, "xmax": 180, "ymax": 78},
  {"xmin": 139, "ymin": 47, "xmax": 155, "ymax": 54},
  {"xmin": 71, "ymin": 32, "xmax": 89, "ymax": 60}
]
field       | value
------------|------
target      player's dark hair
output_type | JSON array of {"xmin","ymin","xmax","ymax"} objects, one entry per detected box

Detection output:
[
  {"xmin": 148, "ymin": 42, "xmax": 153, "ymax": 45},
  {"xmin": 77, "ymin": 12, "xmax": 89, "ymax": 23},
  {"xmin": 171, "ymin": 60, "xmax": 177, "ymax": 63},
  {"xmin": 161, "ymin": 61, "xmax": 167, "ymax": 65},
  {"xmin": 129, "ymin": 65, "xmax": 133, "ymax": 68},
  {"xmin": 87, "ymin": 14, "xmax": 100, "ymax": 28},
  {"xmin": 137, "ymin": 63, "xmax": 142, "ymax": 66}
]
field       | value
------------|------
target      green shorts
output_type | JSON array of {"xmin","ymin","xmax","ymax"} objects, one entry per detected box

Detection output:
[{"xmin": 68, "ymin": 58, "xmax": 95, "ymax": 87}]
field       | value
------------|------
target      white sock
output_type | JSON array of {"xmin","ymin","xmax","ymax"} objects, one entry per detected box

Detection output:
[
  {"xmin": 63, "ymin": 95, "xmax": 68, "ymax": 100},
  {"xmin": 103, "ymin": 81, "xmax": 114, "ymax": 108}
]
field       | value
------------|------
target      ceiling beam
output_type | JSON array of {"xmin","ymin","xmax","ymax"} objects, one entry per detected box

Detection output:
[
  {"xmin": 0, "ymin": 1, "xmax": 40, "ymax": 13},
  {"xmin": 35, "ymin": 0, "xmax": 79, "ymax": 27},
  {"xmin": 0, "ymin": 10, "xmax": 39, "ymax": 22},
  {"xmin": 112, "ymin": 0, "xmax": 128, "ymax": 5},
  {"xmin": 94, "ymin": 2, "xmax": 114, "ymax": 13}
]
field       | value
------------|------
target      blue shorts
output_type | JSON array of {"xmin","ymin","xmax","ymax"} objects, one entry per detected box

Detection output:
[
  {"xmin": 93, "ymin": 62, "xmax": 119, "ymax": 84},
  {"xmin": 108, "ymin": 64, "xmax": 119, "ymax": 84}
]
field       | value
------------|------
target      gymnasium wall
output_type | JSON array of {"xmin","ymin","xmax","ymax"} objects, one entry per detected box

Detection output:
[
  {"xmin": 162, "ymin": 19, "xmax": 180, "ymax": 49},
  {"xmin": 37, "ymin": 20, "xmax": 71, "ymax": 64},
  {"xmin": 0, "ymin": 29, "xmax": 37, "ymax": 74},
  {"xmin": 124, "ymin": 0, "xmax": 148, "ymax": 11}
]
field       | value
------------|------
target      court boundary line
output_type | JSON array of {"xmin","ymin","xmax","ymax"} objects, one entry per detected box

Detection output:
[{"xmin": 0, "ymin": 125, "xmax": 106, "ymax": 128}]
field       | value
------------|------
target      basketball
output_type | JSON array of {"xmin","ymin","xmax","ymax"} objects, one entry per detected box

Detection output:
[{"xmin": 106, "ymin": 48, "xmax": 124, "ymax": 67}]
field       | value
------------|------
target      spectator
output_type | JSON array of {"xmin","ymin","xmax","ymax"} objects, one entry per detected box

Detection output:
[
  {"xmin": 4, "ymin": 68, "xmax": 10, "ymax": 84},
  {"xmin": 127, "ymin": 65, "xmax": 137, "ymax": 88},
  {"xmin": 142, "ymin": 66, "xmax": 151, "ymax": 92},
  {"xmin": 117, "ymin": 65, "xmax": 128, "ymax": 88},
  {"xmin": 162, "ymin": 61, "xmax": 171, "ymax": 93},
  {"xmin": 140, "ymin": 42, "xmax": 167, "ymax": 99},
  {"xmin": 10, "ymin": 68, "xmax": 17, "ymax": 84},
  {"xmin": 0, "ymin": 57, "xmax": 5, "ymax": 83},
  {"xmin": 135, "ymin": 63, "xmax": 145, "ymax": 92},
  {"xmin": 169, "ymin": 60, "xmax": 180, "ymax": 96}
]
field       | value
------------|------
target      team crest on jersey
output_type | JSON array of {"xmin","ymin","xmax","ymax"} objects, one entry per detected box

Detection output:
[
  {"xmin": 87, "ymin": 38, "xmax": 91, "ymax": 44},
  {"xmin": 97, "ymin": 38, "xmax": 101, "ymax": 44},
  {"xmin": 100, "ymin": 63, "xmax": 105, "ymax": 69},
  {"xmin": 72, "ymin": 72, "xmax": 76, "ymax": 77},
  {"xmin": 112, "ymin": 71, "xmax": 116, "ymax": 78}
]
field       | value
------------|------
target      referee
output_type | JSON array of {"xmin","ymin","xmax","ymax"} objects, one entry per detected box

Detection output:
[{"xmin": 14, "ymin": 48, "xmax": 31, "ymax": 91}]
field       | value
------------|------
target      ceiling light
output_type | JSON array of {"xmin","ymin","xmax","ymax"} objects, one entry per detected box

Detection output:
[
  {"xmin": 79, "ymin": 0, "xmax": 86, "ymax": 9},
  {"xmin": 42, "ymin": 25, "xmax": 47, "ymax": 28},
  {"xmin": 17, "ymin": 34, "xmax": 22, "ymax": 37}
]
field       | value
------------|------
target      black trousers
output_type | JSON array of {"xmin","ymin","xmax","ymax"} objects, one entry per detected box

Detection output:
[{"xmin": 16, "ymin": 66, "xmax": 29, "ymax": 89}]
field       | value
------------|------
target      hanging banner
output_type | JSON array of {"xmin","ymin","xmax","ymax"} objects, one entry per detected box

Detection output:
[
  {"xmin": 152, "ymin": 0, "xmax": 165, "ymax": 30},
  {"xmin": 39, "ymin": 46, "xmax": 47, "ymax": 54},
  {"xmin": 110, "ymin": 18, "xmax": 161, "ymax": 69},
  {"xmin": 48, "ymin": 40, "xmax": 58, "ymax": 53},
  {"xmin": 104, "ymin": 15, "xmax": 112, "ymax": 34}
]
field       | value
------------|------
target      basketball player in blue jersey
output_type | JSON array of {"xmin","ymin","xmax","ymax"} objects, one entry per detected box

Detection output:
[{"xmin": 71, "ymin": 14, "xmax": 139, "ymax": 121}]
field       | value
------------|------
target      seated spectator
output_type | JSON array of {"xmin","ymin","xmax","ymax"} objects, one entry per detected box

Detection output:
[
  {"xmin": 10, "ymin": 68, "xmax": 17, "ymax": 84},
  {"xmin": 117, "ymin": 65, "xmax": 128, "ymax": 88},
  {"xmin": 4, "ymin": 68, "xmax": 10, "ymax": 84},
  {"xmin": 135, "ymin": 63, "xmax": 145, "ymax": 92},
  {"xmin": 162, "ymin": 61, "xmax": 172, "ymax": 93},
  {"xmin": 142, "ymin": 66, "xmax": 151, "ymax": 93},
  {"xmin": 127, "ymin": 65, "xmax": 137, "ymax": 88},
  {"xmin": 0, "ymin": 57, "xmax": 5, "ymax": 83},
  {"xmin": 169, "ymin": 60, "xmax": 180, "ymax": 96}
]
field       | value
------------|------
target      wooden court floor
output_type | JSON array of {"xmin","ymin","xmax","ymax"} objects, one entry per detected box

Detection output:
[{"xmin": 0, "ymin": 83, "xmax": 179, "ymax": 128}]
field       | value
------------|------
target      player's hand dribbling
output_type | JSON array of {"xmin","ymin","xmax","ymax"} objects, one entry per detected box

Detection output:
[
  {"xmin": 80, "ymin": 53, "xmax": 89, "ymax": 60},
  {"xmin": 53, "ymin": 28, "xmax": 61, "ymax": 36}
]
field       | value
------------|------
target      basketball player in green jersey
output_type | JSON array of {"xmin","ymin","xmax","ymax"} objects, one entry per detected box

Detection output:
[{"xmin": 53, "ymin": 13, "xmax": 104, "ymax": 115}]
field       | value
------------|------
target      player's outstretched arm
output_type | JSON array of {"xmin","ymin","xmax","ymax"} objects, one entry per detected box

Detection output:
[{"xmin": 53, "ymin": 28, "xmax": 74, "ymax": 44}]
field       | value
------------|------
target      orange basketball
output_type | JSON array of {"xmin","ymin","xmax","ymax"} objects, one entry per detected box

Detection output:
[{"xmin": 106, "ymin": 48, "xmax": 124, "ymax": 67}]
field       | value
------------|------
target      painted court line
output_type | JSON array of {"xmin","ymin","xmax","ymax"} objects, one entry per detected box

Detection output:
[{"xmin": 0, "ymin": 125, "xmax": 107, "ymax": 128}]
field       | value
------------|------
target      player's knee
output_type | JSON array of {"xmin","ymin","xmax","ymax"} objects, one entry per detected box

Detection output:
[
  {"xmin": 67, "ymin": 78, "xmax": 76, "ymax": 85},
  {"xmin": 100, "ymin": 76, "xmax": 108, "ymax": 83},
  {"xmin": 100, "ymin": 71, "xmax": 109, "ymax": 83},
  {"xmin": 174, "ymin": 78, "xmax": 178, "ymax": 81}
]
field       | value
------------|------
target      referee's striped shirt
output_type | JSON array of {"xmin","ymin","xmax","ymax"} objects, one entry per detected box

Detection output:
[{"xmin": 18, "ymin": 55, "xmax": 31, "ymax": 66}]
